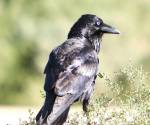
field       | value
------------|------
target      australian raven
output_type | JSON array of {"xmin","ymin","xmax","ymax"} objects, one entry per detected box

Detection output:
[{"xmin": 36, "ymin": 14, "xmax": 120, "ymax": 125}]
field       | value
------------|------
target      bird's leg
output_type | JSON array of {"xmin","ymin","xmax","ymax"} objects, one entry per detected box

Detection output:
[
  {"xmin": 83, "ymin": 99, "xmax": 89, "ymax": 112},
  {"xmin": 83, "ymin": 99, "xmax": 92, "ymax": 125}
]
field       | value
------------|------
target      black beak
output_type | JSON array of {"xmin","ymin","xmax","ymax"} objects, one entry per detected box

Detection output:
[{"xmin": 100, "ymin": 23, "xmax": 120, "ymax": 34}]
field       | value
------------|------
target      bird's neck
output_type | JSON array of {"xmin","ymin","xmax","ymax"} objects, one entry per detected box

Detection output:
[
  {"xmin": 68, "ymin": 32, "xmax": 102, "ymax": 53},
  {"xmin": 83, "ymin": 35, "xmax": 102, "ymax": 53},
  {"xmin": 90, "ymin": 36, "xmax": 101, "ymax": 53}
]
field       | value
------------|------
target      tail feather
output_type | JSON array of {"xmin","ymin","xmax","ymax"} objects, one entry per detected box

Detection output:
[
  {"xmin": 36, "ymin": 93, "xmax": 79, "ymax": 125},
  {"xmin": 46, "ymin": 94, "xmax": 79, "ymax": 125},
  {"xmin": 36, "ymin": 91, "xmax": 56, "ymax": 125},
  {"xmin": 51, "ymin": 107, "xmax": 70, "ymax": 125}
]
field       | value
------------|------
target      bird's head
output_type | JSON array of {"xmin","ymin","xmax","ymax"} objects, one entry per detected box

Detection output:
[{"xmin": 68, "ymin": 14, "xmax": 120, "ymax": 39}]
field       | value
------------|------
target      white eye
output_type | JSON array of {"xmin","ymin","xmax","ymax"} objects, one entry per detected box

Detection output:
[{"xmin": 96, "ymin": 21, "xmax": 101, "ymax": 26}]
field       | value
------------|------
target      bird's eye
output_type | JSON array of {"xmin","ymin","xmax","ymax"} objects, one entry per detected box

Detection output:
[{"xmin": 96, "ymin": 21, "xmax": 101, "ymax": 26}]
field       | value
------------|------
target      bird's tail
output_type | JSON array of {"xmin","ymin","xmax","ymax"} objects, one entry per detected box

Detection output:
[
  {"xmin": 49, "ymin": 107, "xmax": 70, "ymax": 125},
  {"xmin": 36, "ymin": 91, "xmax": 56, "ymax": 125},
  {"xmin": 36, "ymin": 92, "xmax": 76, "ymax": 125},
  {"xmin": 46, "ymin": 94, "xmax": 79, "ymax": 125}
]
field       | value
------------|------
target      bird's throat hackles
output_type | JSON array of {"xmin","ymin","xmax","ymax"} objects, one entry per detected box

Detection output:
[{"xmin": 81, "ymin": 33, "xmax": 101, "ymax": 53}]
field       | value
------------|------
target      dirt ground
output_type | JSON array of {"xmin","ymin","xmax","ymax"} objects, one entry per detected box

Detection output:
[
  {"xmin": 0, "ymin": 105, "xmax": 81, "ymax": 125},
  {"xmin": 0, "ymin": 106, "xmax": 39, "ymax": 125}
]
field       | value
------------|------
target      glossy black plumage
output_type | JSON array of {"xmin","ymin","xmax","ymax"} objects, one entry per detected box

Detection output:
[{"xmin": 36, "ymin": 14, "xmax": 120, "ymax": 125}]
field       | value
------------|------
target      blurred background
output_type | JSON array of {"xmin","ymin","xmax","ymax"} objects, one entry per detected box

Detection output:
[{"xmin": 0, "ymin": 0, "xmax": 150, "ymax": 122}]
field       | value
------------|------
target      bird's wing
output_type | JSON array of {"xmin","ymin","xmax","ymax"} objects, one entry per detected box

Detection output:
[
  {"xmin": 44, "ymin": 39, "xmax": 99, "ymax": 95},
  {"xmin": 54, "ymin": 48, "xmax": 98, "ymax": 96}
]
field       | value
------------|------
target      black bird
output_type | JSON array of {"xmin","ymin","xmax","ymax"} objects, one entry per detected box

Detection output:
[{"xmin": 36, "ymin": 14, "xmax": 120, "ymax": 125}]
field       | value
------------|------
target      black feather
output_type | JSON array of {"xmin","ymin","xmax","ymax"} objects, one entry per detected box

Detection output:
[{"xmin": 36, "ymin": 14, "xmax": 119, "ymax": 125}]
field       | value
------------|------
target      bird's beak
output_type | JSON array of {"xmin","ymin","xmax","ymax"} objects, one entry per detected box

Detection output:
[{"xmin": 100, "ymin": 23, "xmax": 120, "ymax": 34}]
